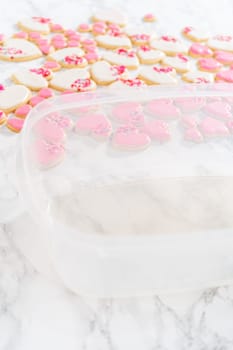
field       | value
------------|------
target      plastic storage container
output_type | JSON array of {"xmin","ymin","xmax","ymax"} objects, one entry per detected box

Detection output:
[{"xmin": 11, "ymin": 84, "xmax": 233, "ymax": 297}]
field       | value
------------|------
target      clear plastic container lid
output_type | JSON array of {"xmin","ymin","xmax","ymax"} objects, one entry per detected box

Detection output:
[{"xmin": 18, "ymin": 84, "xmax": 233, "ymax": 297}]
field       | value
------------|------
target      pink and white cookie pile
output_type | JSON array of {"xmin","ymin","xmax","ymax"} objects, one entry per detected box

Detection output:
[{"xmin": 1, "ymin": 9, "xmax": 233, "ymax": 137}]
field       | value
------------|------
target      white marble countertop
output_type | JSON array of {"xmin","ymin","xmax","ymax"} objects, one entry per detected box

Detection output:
[{"xmin": 2, "ymin": 0, "xmax": 233, "ymax": 349}]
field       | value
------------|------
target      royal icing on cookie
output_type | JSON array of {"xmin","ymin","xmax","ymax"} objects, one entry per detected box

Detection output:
[
  {"xmin": 184, "ymin": 128, "xmax": 203, "ymax": 143},
  {"xmin": 199, "ymin": 116, "xmax": 230, "ymax": 138},
  {"xmin": 188, "ymin": 43, "xmax": 213, "ymax": 58},
  {"xmin": 50, "ymin": 68, "xmax": 96, "ymax": 92},
  {"xmin": 162, "ymin": 54, "xmax": 190, "ymax": 73},
  {"xmin": 7, "ymin": 117, "xmax": 24, "ymax": 133},
  {"xmin": 150, "ymin": 36, "xmax": 187, "ymax": 55},
  {"xmin": 182, "ymin": 71, "xmax": 214, "ymax": 83},
  {"xmin": 15, "ymin": 104, "xmax": 32, "ymax": 118},
  {"xmin": 143, "ymin": 120, "xmax": 170, "ymax": 142},
  {"xmin": 175, "ymin": 97, "xmax": 205, "ymax": 112},
  {"xmin": 60, "ymin": 54, "xmax": 88, "ymax": 68},
  {"xmin": 96, "ymin": 34, "xmax": 132, "ymax": 49},
  {"xmin": 111, "ymin": 102, "xmax": 144, "ymax": 126},
  {"xmin": 137, "ymin": 46, "xmax": 165, "ymax": 64},
  {"xmin": 146, "ymin": 99, "xmax": 180, "ymax": 119},
  {"xmin": 34, "ymin": 117, "xmax": 66, "ymax": 143},
  {"xmin": 43, "ymin": 60, "xmax": 61, "ymax": 71},
  {"xmin": 103, "ymin": 48, "xmax": 139, "ymax": 69},
  {"xmin": 182, "ymin": 26, "xmax": 209, "ymax": 42},
  {"xmin": 197, "ymin": 58, "xmax": 222, "ymax": 72},
  {"xmin": 29, "ymin": 95, "xmax": 45, "ymax": 107},
  {"xmin": 12, "ymin": 69, "xmax": 48, "ymax": 91},
  {"xmin": 214, "ymin": 51, "xmax": 233, "ymax": 64},
  {"xmin": 0, "ymin": 38, "xmax": 42, "ymax": 61},
  {"xmin": 0, "ymin": 85, "xmax": 31, "ymax": 113},
  {"xmin": 44, "ymin": 113, "xmax": 73, "ymax": 131},
  {"xmin": 207, "ymin": 35, "xmax": 233, "ymax": 52},
  {"xmin": 139, "ymin": 65, "xmax": 177, "ymax": 85},
  {"xmin": 38, "ymin": 87, "xmax": 54, "ymax": 98},
  {"xmin": 216, "ymin": 69, "xmax": 233, "ymax": 82},
  {"xmin": 91, "ymin": 61, "xmax": 127, "ymax": 85},
  {"xmin": 92, "ymin": 9, "xmax": 127, "ymax": 26},
  {"xmin": 30, "ymin": 67, "xmax": 53, "ymax": 80},
  {"xmin": 112, "ymin": 125, "xmax": 151, "ymax": 151},
  {"xmin": 75, "ymin": 113, "xmax": 112, "ymax": 141},
  {"xmin": 203, "ymin": 101, "xmax": 232, "ymax": 120},
  {"xmin": 18, "ymin": 17, "xmax": 51, "ymax": 34},
  {"xmin": 109, "ymin": 78, "xmax": 145, "ymax": 88},
  {"xmin": 34, "ymin": 138, "xmax": 65, "ymax": 169},
  {"xmin": 47, "ymin": 47, "xmax": 84, "ymax": 62}
]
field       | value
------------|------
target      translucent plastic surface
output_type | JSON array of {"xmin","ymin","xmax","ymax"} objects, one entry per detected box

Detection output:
[{"xmin": 18, "ymin": 85, "xmax": 233, "ymax": 296}]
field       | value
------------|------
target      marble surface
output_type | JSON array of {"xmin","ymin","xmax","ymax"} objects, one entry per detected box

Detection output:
[{"xmin": 2, "ymin": 0, "xmax": 233, "ymax": 349}]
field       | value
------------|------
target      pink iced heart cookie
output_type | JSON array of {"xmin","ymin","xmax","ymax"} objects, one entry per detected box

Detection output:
[
  {"xmin": 184, "ymin": 128, "xmax": 204, "ymax": 143},
  {"xmin": 197, "ymin": 58, "xmax": 222, "ymax": 72},
  {"xmin": 112, "ymin": 125, "xmax": 151, "ymax": 151},
  {"xmin": 34, "ymin": 139, "xmax": 65, "ymax": 169},
  {"xmin": 199, "ymin": 117, "xmax": 230, "ymax": 138},
  {"xmin": 34, "ymin": 117, "xmax": 66, "ymax": 143},
  {"xmin": 15, "ymin": 104, "xmax": 32, "ymax": 118},
  {"xmin": 216, "ymin": 69, "xmax": 233, "ymax": 83},
  {"xmin": 42, "ymin": 113, "xmax": 73, "ymax": 131},
  {"xmin": 143, "ymin": 120, "xmax": 170, "ymax": 142},
  {"xmin": 111, "ymin": 102, "xmax": 145, "ymax": 126},
  {"xmin": 147, "ymin": 99, "xmax": 180, "ymax": 119},
  {"xmin": 188, "ymin": 43, "xmax": 213, "ymax": 58},
  {"xmin": 75, "ymin": 113, "xmax": 112, "ymax": 141},
  {"xmin": 214, "ymin": 51, "xmax": 233, "ymax": 65},
  {"xmin": 203, "ymin": 101, "xmax": 232, "ymax": 120},
  {"xmin": 181, "ymin": 115, "xmax": 199, "ymax": 128},
  {"xmin": 175, "ymin": 97, "xmax": 206, "ymax": 112},
  {"xmin": 38, "ymin": 88, "xmax": 54, "ymax": 98},
  {"xmin": 7, "ymin": 117, "xmax": 24, "ymax": 133}
]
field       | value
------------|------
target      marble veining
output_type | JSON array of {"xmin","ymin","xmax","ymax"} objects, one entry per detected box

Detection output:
[{"xmin": 2, "ymin": 0, "xmax": 233, "ymax": 348}]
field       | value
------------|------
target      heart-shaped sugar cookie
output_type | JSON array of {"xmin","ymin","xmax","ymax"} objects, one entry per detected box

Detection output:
[
  {"xmin": 96, "ymin": 34, "xmax": 132, "ymax": 49},
  {"xmin": 139, "ymin": 65, "xmax": 177, "ymax": 84},
  {"xmin": 18, "ymin": 17, "xmax": 51, "ymax": 34},
  {"xmin": 137, "ymin": 46, "xmax": 165, "ymax": 64},
  {"xmin": 162, "ymin": 54, "xmax": 190, "ymax": 73},
  {"xmin": 75, "ymin": 113, "xmax": 112, "ymax": 141},
  {"xmin": 0, "ymin": 38, "xmax": 42, "ymax": 61},
  {"xmin": 150, "ymin": 36, "xmax": 187, "ymax": 55},
  {"xmin": 146, "ymin": 99, "xmax": 180, "ymax": 119},
  {"xmin": 34, "ymin": 139, "xmax": 65, "ymax": 169},
  {"xmin": 50, "ymin": 68, "xmax": 96, "ymax": 92},
  {"xmin": 112, "ymin": 125, "xmax": 151, "ymax": 151},
  {"xmin": 103, "ymin": 48, "xmax": 139, "ymax": 69},
  {"xmin": 199, "ymin": 117, "xmax": 230, "ymax": 137},
  {"xmin": 12, "ymin": 69, "xmax": 48, "ymax": 91},
  {"xmin": 91, "ymin": 61, "xmax": 127, "ymax": 85},
  {"xmin": 0, "ymin": 85, "xmax": 31, "ymax": 113},
  {"xmin": 48, "ymin": 47, "xmax": 84, "ymax": 62},
  {"xmin": 203, "ymin": 101, "xmax": 232, "ymax": 120}
]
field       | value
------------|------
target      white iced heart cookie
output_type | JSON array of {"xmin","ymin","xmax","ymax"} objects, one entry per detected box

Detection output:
[
  {"xmin": 92, "ymin": 9, "xmax": 127, "ymax": 26},
  {"xmin": 47, "ymin": 47, "xmax": 84, "ymax": 62},
  {"xmin": 0, "ymin": 85, "xmax": 31, "ymax": 113},
  {"xmin": 91, "ymin": 60, "xmax": 128, "ymax": 85},
  {"xmin": 182, "ymin": 71, "xmax": 214, "ymax": 83},
  {"xmin": 12, "ymin": 69, "xmax": 49, "ymax": 91},
  {"xmin": 162, "ymin": 54, "xmax": 190, "ymax": 73},
  {"xmin": 137, "ymin": 46, "xmax": 165, "ymax": 64},
  {"xmin": 0, "ymin": 38, "xmax": 42, "ymax": 62},
  {"xmin": 103, "ymin": 48, "xmax": 139, "ymax": 69},
  {"xmin": 96, "ymin": 34, "xmax": 132, "ymax": 49},
  {"xmin": 207, "ymin": 35, "xmax": 233, "ymax": 52},
  {"xmin": 50, "ymin": 68, "xmax": 96, "ymax": 92},
  {"xmin": 18, "ymin": 17, "xmax": 51, "ymax": 34},
  {"xmin": 182, "ymin": 26, "xmax": 210, "ymax": 42},
  {"xmin": 150, "ymin": 36, "xmax": 187, "ymax": 56},
  {"xmin": 138, "ymin": 65, "xmax": 177, "ymax": 85}
]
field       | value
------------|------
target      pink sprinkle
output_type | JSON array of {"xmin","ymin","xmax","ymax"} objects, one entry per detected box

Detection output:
[
  {"xmin": 117, "ymin": 48, "xmax": 135, "ymax": 57},
  {"xmin": 0, "ymin": 84, "xmax": 4, "ymax": 91},
  {"xmin": 38, "ymin": 88, "xmax": 54, "ymax": 98},
  {"xmin": 183, "ymin": 26, "xmax": 193, "ymax": 34},
  {"xmin": 30, "ymin": 67, "xmax": 51, "ymax": 78},
  {"xmin": 70, "ymin": 78, "xmax": 91, "ymax": 91},
  {"xmin": 30, "ymin": 95, "xmax": 45, "ymax": 107},
  {"xmin": 177, "ymin": 53, "xmax": 188, "ymax": 62},
  {"xmin": 214, "ymin": 35, "xmax": 232, "ymax": 41},
  {"xmin": 131, "ymin": 34, "xmax": 150, "ymax": 42},
  {"xmin": 63, "ymin": 55, "xmax": 85, "ymax": 65},
  {"xmin": 119, "ymin": 78, "xmax": 145, "ymax": 87},
  {"xmin": 32, "ymin": 16, "xmax": 51, "ymax": 24},
  {"xmin": 153, "ymin": 66, "xmax": 173, "ymax": 73},
  {"xmin": 140, "ymin": 45, "xmax": 151, "ymax": 52},
  {"xmin": 111, "ymin": 65, "xmax": 126, "ymax": 76},
  {"xmin": 161, "ymin": 35, "xmax": 177, "ymax": 42}
]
